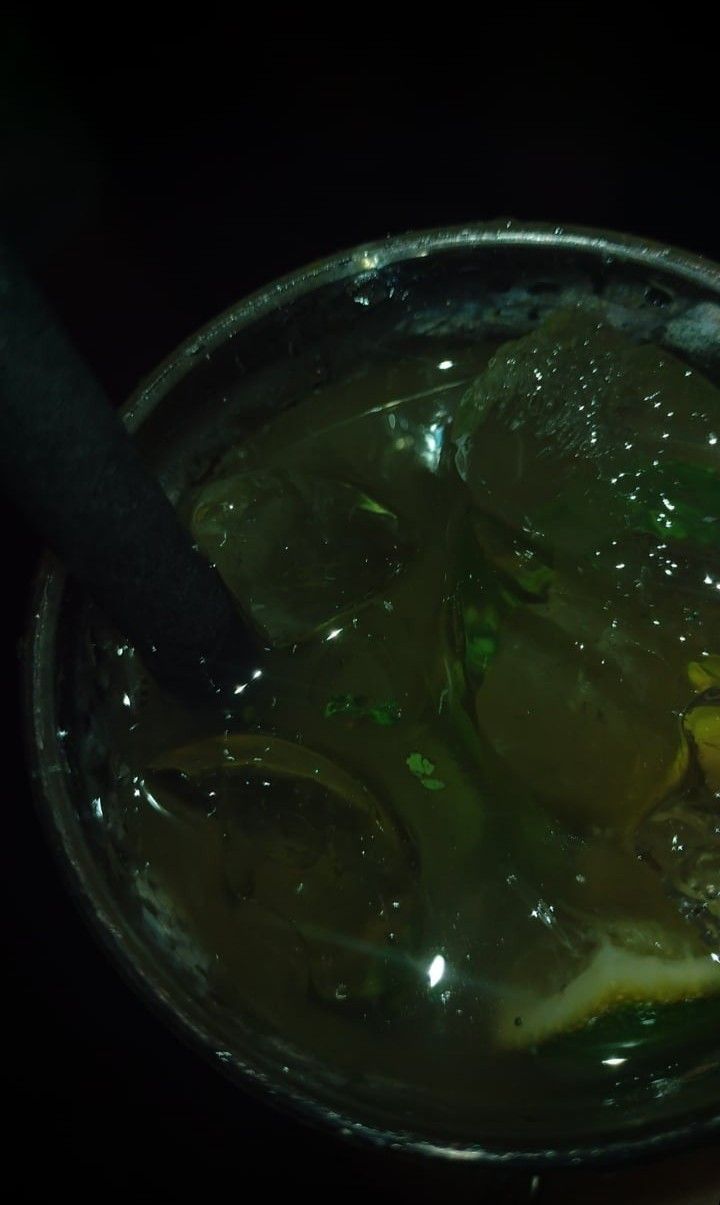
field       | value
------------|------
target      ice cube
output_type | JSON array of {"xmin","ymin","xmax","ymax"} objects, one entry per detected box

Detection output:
[{"xmin": 190, "ymin": 470, "xmax": 413, "ymax": 645}]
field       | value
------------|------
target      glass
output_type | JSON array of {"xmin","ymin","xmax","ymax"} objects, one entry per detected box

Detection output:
[{"xmin": 25, "ymin": 221, "xmax": 720, "ymax": 1167}]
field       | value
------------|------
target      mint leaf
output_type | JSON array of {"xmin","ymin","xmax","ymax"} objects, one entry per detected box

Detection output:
[
  {"xmin": 627, "ymin": 460, "xmax": 720, "ymax": 550},
  {"xmin": 407, "ymin": 753, "xmax": 435, "ymax": 778},
  {"xmin": 324, "ymin": 695, "xmax": 401, "ymax": 725}
]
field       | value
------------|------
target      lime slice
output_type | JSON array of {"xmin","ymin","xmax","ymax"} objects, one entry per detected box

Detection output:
[{"xmin": 497, "ymin": 940, "xmax": 720, "ymax": 1048}]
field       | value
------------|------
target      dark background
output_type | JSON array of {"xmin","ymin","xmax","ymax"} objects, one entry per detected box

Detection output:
[{"xmin": 2, "ymin": 12, "xmax": 719, "ymax": 1203}]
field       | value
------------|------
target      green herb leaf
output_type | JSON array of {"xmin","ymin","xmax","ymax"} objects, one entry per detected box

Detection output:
[
  {"xmin": 324, "ymin": 695, "xmax": 401, "ymax": 725},
  {"xmin": 406, "ymin": 753, "xmax": 435, "ymax": 778},
  {"xmin": 626, "ymin": 460, "xmax": 720, "ymax": 550}
]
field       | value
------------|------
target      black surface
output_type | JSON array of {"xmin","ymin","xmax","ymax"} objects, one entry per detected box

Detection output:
[{"xmin": 2, "ymin": 14, "xmax": 718, "ymax": 1203}]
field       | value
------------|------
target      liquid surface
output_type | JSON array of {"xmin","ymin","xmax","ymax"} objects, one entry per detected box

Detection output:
[{"xmin": 89, "ymin": 313, "xmax": 720, "ymax": 1135}]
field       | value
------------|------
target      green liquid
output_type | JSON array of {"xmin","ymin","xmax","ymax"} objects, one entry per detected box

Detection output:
[{"xmin": 91, "ymin": 314, "xmax": 720, "ymax": 1132}]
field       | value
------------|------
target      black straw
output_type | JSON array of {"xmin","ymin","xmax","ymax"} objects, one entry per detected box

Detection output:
[{"xmin": 0, "ymin": 239, "xmax": 257, "ymax": 704}]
